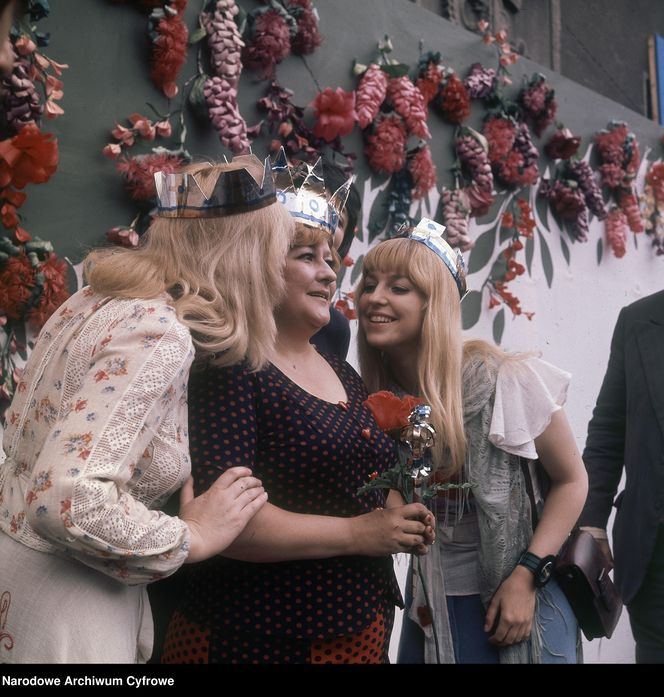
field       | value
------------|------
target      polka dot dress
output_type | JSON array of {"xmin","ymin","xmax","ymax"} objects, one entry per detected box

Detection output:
[{"xmin": 164, "ymin": 354, "xmax": 402, "ymax": 664}]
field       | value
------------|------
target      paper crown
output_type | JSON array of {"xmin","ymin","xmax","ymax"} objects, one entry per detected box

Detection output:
[
  {"xmin": 154, "ymin": 154, "xmax": 277, "ymax": 218},
  {"xmin": 271, "ymin": 148, "xmax": 353, "ymax": 234},
  {"xmin": 396, "ymin": 218, "xmax": 467, "ymax": 299}
]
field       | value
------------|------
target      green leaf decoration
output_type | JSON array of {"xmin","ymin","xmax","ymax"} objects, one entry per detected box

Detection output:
[
  {"xmin": 467, "ymin": 228, "xmax": 496, "ymax": 274},
  {"xmin": 189, "ymin": 26, "xmax": 207, "ymax": 45},
  {"xmin": 381, "ymin": 63, "xmax": 410, "ymax": 78},
  {"xmin": 336, "ymin": 264, "xmax": 347, "ymax": 289},
  {"xmin": 350, "ymin": 254, "xmax": 365, "ymax": 285},
  {"xmin": 368, "ymin": 184, "xmax": 391, "ymax": 242},
  {"xmin": 489, "ymin": 254, "xmax": 507, "ymax": 282},
  {"xmin": 461, "ymin": 290, "xmax": 482, "ymax": 330},
  {"xmin": 492, "ymin": 307, "xmax": 505, "ymax": 345},
  {"xmin": 560, "ymin": 235, "xmax": 571, "ymax": 266},
  {"xmin": 525, "ymin": 236, "xmax": 534, "ymax": 277},
  {"xmin": 537, "ymin": 230, "xmax": 554, "ymax": 288},
  {"xmin": 499, "ymin": 226, "xmax": 512, "ymax": 244},
  {"xmin": 596, "ymin": 238, "xmax": 603, "ymax": 265}
]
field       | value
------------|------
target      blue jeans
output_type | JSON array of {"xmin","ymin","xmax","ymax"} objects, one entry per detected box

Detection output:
[{"xmin": 398, "ymin": 572, "xmax": 578, "ymax": 663}]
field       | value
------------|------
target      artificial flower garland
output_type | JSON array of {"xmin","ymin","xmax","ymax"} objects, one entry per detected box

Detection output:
[{"xmin": 0, "ymin": 0, "xmax": 69, "ymax": 412}]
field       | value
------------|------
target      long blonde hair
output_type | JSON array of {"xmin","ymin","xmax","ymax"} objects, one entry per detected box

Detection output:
[
  {"xmin": 357, "ymin": 237, "xmax": 467, "ymax": 477},
  {"xmin": 86, "ymin": 158, "xmax": 294, "ymax": 370}
]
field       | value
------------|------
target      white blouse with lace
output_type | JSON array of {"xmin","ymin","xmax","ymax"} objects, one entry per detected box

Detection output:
[{"xmin": 0, "ymin": 286, "xmax": 194, "ymax": 581}]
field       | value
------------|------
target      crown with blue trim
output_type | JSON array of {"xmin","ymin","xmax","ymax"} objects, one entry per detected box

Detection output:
[
  {"xmin": 396, "ymin": 217, "xmax": 467, "ymax": 299},
  {"xmin": 271, "ymin": 148, "xmax": 352, "ymax": 234},
  {"xmin": 154, "ymin": 154, "xmax": 277, "ymax": 218}
]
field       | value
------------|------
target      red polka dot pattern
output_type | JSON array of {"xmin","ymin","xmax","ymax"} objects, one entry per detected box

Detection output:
[
  {"xmin": 172, "ymin": 354, "xmax": 402, "ymax": 662},
  {"xmin": 310, "ymin": 610, "xmax": 390, "ymax": 664},
  {"xmin": 161, "ymin": 611, "xmax": 209, "ymax": 664}
]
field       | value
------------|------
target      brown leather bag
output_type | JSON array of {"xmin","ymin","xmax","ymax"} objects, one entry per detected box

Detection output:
[{"xmin": 554, "ymin": 529, "xmax": 623, "ymax": 641}]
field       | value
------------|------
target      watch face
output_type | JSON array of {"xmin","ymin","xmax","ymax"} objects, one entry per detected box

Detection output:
[{"xmin": 536, "ymin": 559, "xmax": 555, "ymax": 587}]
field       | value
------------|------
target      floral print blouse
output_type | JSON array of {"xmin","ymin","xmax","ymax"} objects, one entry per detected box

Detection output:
[{"xmin": 0, "ymin": 287, "xmax": 194, "ymax": 584}]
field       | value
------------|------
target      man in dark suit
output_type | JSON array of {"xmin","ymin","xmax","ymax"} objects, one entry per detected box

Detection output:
[{"xmin": 579, "ymin": 290, "xmax": 664, "ymax": 663}]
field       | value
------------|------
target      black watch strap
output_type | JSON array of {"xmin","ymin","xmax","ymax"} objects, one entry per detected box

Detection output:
[
  {"xmin": 517, "ymin": 550, "xmax": 556, "ymax": 588},
  {"xmin": 517, "ymin": 550, "xmax": 541, "ymax": 575}
]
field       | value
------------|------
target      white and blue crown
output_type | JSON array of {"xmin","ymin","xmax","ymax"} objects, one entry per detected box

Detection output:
[
  {"xmin": 397, "ymin": 218, "xmax": 467, "ymax": 299},
  {"xmin": 271, "ymin": 148, "xmax": 352, "ymax": 234},
  {"xmin": 154, "ymin": 154, "xmax": 277, "ymax": 218}
]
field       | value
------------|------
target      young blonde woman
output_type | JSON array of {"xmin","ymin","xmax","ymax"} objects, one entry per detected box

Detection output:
[
  {"xmin": 0, "ymin": 155, "xmax": 292, "ymax": 663},
  {"xmin": 356, "ymin": 218, "xmax": 588, "ymax": 664},
  {"xmin": 162, "ymin": 158, "xmax": 434, "ymax": 664}
]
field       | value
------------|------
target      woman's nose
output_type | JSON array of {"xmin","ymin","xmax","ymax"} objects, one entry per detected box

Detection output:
[{"xmin": 318, "ymin": 261, "xmax": 337, "ymax": 283}]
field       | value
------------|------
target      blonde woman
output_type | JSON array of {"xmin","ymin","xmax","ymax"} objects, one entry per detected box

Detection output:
[
  {"xmin": 356, "ymin": 218, "xmax": 588, "ymax": 664},
  {"xmin": 0, "ymin": 156, "xmax": 292, "ymax": 663},
  {"xmin": 162, "ymin": 161, "xmax": 434, "ymax": 664}
]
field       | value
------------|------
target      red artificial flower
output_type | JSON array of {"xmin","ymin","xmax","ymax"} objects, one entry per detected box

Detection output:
[
  {"xmin": 0, "ymin": 126, "xmax": 58, "ymax": 189},
  {"xmin": 311, "ymin": 87, "xmax": 357, "ymax": 142},
  {"xmin": 365, "ymin": 115, "xmax": 407, "ymax": 174},
  {"xmin": 544, "ymin": 128, "xmax": 581, "ymax": 160},
  {"xmin": 363, "ymin": 390, "xmax": 424, "ymax": 433},
  {"xmin": 150, "ymin": 13, "xmax": 188, "ymax": 98},
  {"xmin": 1, "ymin": 203, "xmax": 18, "ymax": 228},
  {"xmin": 27, "ymin": 253, "xmax": 70, "ymax": 330},
  {"xmin": 334, "ymin": 298, "xmax": 357, "ymax": 320},
  {"xmin": 106, "ymin": 226, "xmax": 140, "ymax": 248},
  {"xmin": 116, "ymin": 152, "xmax": 184, "ymax": 201},
  {"xmin": 0, "ymin": 253, "xmax": 35, "ymax": 319},
  {"xmin": 432, "ymin": 73, "xmax": 471, "ymax": 124},
  {"xmin": 410, "ymin": 146, "xmax": 437, "ymax": 200},
  {"xmin": 464, "ymin": 183, "xmax": 495, "ymax": 218},
  {"xmin": 243, "ymin": 9, "xmax": 292, "ymax": 78}
]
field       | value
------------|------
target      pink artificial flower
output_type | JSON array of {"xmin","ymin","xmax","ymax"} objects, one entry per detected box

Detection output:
[
  {"xmin": 15, "ymin": 36, "xmax": 36, "ymax": 56},
  {"xmin": 102, "ymin": 143, "xmax": 122, "ymax": 159},
  {"xmin": 45, "ymin": 100, "xmax": 64, "ymax": 119},
  {"xmin": 311, "ymin": 87, "xmax": 358, "ymax": 142},
  {"xmin": 482, "ymin": 34, "xmax": 494, "ymax": 45},
  {"xmin": 111, "ymin": 124, "xmax": 135, "ymax": 146},
  {"xmin": 155, "ymin": 120, "xmax": 172, "ymax": 138},
  {"xmin": 477, "ymin": 20, "xmax": 489, "ymax": 32},
  {"xmin": 45, "ymin": 75, "xmax": 64, "ymax": 99},
  {"xmin": 495, "ymin": 30, "xmax": 508, "ymax": 43},
  {"xmin": 278, "ymin": 121, "xmax": 293, "ymax": 137},
  {"xmin": 128, "ymin": 114, "xmax": 156, "ymax": 140}
]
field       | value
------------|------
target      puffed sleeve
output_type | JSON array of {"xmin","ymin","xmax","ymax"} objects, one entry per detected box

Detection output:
[
  {"xmin": 489, "ymin": 356, "xmax": 571, "ymax": 459},
  {"xmin": 25, "ymin": 300, "xmax": 194, "ymax": 584}
]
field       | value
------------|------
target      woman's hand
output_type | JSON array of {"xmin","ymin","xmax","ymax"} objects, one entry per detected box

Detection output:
[
  {"xmin": 484, "ymin": 566, "xmax": 537, "ymax": 647},
  {"xmin": 180, "ymin": 467, "xmax": 268, "ymax": 563},
  {"xmin": 351, "ymin": 502, "xmax": 434, "ymax": 556}
]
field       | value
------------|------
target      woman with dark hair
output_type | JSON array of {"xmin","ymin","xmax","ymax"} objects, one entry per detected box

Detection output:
[{"xmin": 310, "ymin": 159, "xmax": 362, "ymax": 360}]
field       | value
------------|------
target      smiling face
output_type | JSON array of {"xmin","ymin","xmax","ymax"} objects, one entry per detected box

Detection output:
[
  {"xmin": 358, "ymin": 269, "xmax": 427, "ymax": 357},
  {"xmin": 276, "ymin": 232, "xmax": 338, "ymax": 336}
]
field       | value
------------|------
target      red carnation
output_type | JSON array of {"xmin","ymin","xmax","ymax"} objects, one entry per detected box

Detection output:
[
  {"xmin": 365, "ymin": 115, "xmax": 407, "ymax": 175},
  {"xmin": 243, "ymin": 9, "xmax": 292, "ymax": 78},
  {"xmin": 311, "ymin": 87, "xmax": 357, "ymax": 142},
  {"xmin": 432, "ymin": 73, "xmax": 471, "ymax": 124},
  {"xmin": 0, "ymin": 253, "xmax": 35, "ymax": 319},
  {"xmin": 116, "ymin": 152, "xmax": 184, "ymax": 201},
  {"xmin": 363, "ymin": 390, "xmax": 424, "ymax": 433},
  {"xmin": 27, "ymin": 254, "xmax": 70, "ymax": 330},
  {"xmin": 0, "ymin": 125, "xmax": 58, "ymax": 189},
  {"xmin": 289, "ymin": 0, "xmax": 322, "ymax": 55},
  {"xmin": 409, "ymin": 145, "xmax": 437, "ymax": 200}
]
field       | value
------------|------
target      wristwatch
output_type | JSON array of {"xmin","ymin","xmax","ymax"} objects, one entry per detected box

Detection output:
[{"xmin": 517, "ymin": 550, "xmax": 556, "ymax": 588}]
